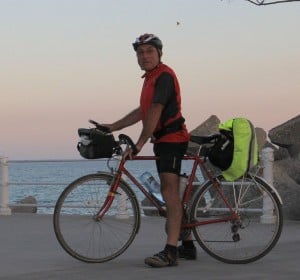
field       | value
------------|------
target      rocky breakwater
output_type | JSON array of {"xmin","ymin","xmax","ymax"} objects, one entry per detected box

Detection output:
[{"xmin": 268, "ymin": 115, "xmax": 300, "ymax": 220}]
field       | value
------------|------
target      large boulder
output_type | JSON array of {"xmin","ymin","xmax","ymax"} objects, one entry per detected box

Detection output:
[
  {"xmin": 187, "ymin": 115, "xmax": 220, "ymax": 155},
  {"xmin": 269, "ymin": 114, "xmax": 300, "ymax": 159},
  {"xmin": 255, "ymin": 127, "xmax": 267, "ymax": 151},
  {"xmin": 189, "ymin": 115, "xmax": 220, "ymax": 136},
  {"xmin": 273, "ymin": 160, "xmax": 300, "ymax": 219},
  {"xmin": 268, "ymin": 115, "xmax": 300, "ymax": 220}
]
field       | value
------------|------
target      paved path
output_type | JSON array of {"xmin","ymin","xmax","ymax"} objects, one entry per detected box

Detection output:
[{"xmin": 0, "ymin": 214, "xmax": 299, "ymax": 280}]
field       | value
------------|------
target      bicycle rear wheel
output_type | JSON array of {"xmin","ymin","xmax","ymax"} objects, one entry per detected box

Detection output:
[
  {"xmin": 190, "ymin": 174, "xmax": 283, "ymax": 264},
  {"xmin": 53, "ymin": 172, "xmax": 140, "ymax": 263}
]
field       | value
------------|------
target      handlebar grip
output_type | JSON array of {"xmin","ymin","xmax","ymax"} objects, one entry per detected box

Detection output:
[{"xmin": 118, "ymin": 134, "xmax": 138, "ymax": 155}]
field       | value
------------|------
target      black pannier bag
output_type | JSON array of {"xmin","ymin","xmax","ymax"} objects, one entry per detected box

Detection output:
[
  {"xmin": 77, "ymin": 128, "xmax": 116, "ymax": 159},
  {"xmin": 206, "ymin": 131, "xmax": 234, "ymax": 171}
]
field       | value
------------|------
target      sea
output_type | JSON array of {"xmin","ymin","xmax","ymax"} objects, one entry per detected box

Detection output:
[{"xmin": 7, "ymin": 159, "xmax": 199, "ymax": 214}]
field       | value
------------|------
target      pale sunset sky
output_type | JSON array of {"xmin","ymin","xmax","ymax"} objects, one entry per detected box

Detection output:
[{"xmin": 1, "ymin": 0, "xmax": 299, "ymax": 160}]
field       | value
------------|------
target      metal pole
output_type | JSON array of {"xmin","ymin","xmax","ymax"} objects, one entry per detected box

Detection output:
[
  {"xmin": 260, "ymin": 148, "xmax": 276, "ymax": 224},
  {"xmin": 0, "ymin": 157, "xmax": 12, "ymax": 215}
]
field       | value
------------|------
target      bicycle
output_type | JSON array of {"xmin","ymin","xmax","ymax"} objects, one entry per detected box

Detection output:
[{"xmin": 53, "ymin": 120, "xmax": 283, "ymax": 264}]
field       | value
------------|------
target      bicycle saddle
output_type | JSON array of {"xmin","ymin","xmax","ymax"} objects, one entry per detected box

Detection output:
[{"xmin": 189, "ymin": 134, "xmax": 221, "ymax": 145}]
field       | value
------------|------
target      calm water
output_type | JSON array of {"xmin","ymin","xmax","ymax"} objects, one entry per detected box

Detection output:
[{"xmin": 8, "ymin": 158, "xmax": 201, "ymax": 214}]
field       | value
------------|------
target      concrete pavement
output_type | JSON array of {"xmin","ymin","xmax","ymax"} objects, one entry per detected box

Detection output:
[{"xmin": 0, "ymin": 214, "xmax": 299, "ymax": 280}]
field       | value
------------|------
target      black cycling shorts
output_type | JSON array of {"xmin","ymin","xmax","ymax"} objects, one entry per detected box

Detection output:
[{"xmin": 153, "ymin": 142, "xmax": 188, "ymax": 175}]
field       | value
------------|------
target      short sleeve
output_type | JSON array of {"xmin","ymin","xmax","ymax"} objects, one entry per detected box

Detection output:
[{"xmin": 153, "ymin": 72, "xmax": 175, "ymax": 105}]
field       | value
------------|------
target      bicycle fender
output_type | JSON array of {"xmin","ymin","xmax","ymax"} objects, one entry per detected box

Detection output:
[{"xmin": 253, "ymin": 176, "xmax": 283, "ymax": 205}]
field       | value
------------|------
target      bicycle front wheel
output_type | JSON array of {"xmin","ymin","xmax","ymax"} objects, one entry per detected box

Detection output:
[
  {"xmin": 53, "ymin": 172, "xmax": 140, "ymax": 263},
  {"xmin": 190, "ymin": 174, "xmax": 283, "ymax": 264}
]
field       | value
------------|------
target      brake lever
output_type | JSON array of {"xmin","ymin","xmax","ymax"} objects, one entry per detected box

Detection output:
[{"xmin": 119, "ymin": 134, "xmax": 138, "ymax": 155}]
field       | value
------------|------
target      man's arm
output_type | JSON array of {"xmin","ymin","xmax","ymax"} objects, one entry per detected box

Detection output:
[
  {"xmin": 102, "ymin": 107, "xmax": 142, "ymax": 132},
  {"xmin": 135, "ymin": 103, "xmax": 164, "ymax": 153}
]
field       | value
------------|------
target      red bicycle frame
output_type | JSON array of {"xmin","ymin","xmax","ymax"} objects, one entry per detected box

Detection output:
[{"xmin": 97, "ymin": 154, "xmax": 239, "ymax": 226}]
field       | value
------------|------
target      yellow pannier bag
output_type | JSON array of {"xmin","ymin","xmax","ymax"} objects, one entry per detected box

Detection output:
[{"xmin": 218, "ymin": 118, "xmax": 258, "ymax": 181}]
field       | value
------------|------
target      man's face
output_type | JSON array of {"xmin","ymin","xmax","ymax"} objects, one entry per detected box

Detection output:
[{"xmin": 136, "ymin": 44, "xmax": 161, "ymax": 71}]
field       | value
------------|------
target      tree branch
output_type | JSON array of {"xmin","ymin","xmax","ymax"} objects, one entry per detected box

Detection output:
[{"xmin": 245, "ymin": 0, "xmax": 300, "ymax": 5}]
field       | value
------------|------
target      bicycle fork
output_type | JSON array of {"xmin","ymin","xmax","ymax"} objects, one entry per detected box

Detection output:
[{"xmin": 94, "ymin": 173, "xmax": 122, "ymax": 221}]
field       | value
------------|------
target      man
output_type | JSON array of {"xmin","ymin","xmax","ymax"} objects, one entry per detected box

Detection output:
[{"xmin": 101, "ymin": 33, "xmax": 196, "ymax": 267}]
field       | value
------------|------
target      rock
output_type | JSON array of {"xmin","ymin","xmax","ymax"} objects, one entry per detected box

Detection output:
[
  {"xmin": 268, "ymin": 115, "xmax": 300, "ymax": 220},
  {"xmin": 273, "ymin": 147, "xmax": 290, "ymax": 161},
  {"xmin": 189, "ymin": 115, "xmax": 221, "ymax": 136},
  {"xmin": 187, "ymin": 115, "xmax": 220, "ymax": 155},
  {"xmin": 11, "ymin": 196, "xmax": 37, "ymax": 213},
  {"xmin": 288, "ymin": 145, "xmax": 300, "ymax": 160},
  {"xmin": 273, "ymin": 162, "xmax": 300, "ymax": 220},
  {"xmin": 268, "ymin": 114, "xmax": 300, "ymax": 159},
  {"xmin": 269, "ymin": 114, "xmax": 300, "ymax": 146},
  {"xmin": 255, "ymin": 127, "xmax": 267, "ymax": 151},
  {"xmin": 277, "ymin": 158, "xmax": 300, "ymax": 185}
]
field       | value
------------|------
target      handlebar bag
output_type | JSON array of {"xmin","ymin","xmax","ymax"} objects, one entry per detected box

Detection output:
[{"xmin": 77, "ymin": 128, "xmax": 116, "ymax": 159}]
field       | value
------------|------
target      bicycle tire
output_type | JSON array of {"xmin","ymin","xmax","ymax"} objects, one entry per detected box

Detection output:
[
  {"xmin": 53, "ymin": 172, "xmax": 140, "ymax": 263},
  {"xmin": 190, "ymin": 174, "xmax": 283, "ymax": 264}
]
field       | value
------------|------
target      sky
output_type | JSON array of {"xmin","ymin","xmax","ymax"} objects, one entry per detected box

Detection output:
[{"xmin": 1, "ymin": 0, "xmax": 299, "ymax": 160}]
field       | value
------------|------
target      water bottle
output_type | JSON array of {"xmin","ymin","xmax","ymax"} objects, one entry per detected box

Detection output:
[
  {"xmin": 139, "ymin": 171, "xmax": 165, "ymax": 204},
  {"xmin": 179, "ymin": 173, "xmax": 188, "ymax": 200}
]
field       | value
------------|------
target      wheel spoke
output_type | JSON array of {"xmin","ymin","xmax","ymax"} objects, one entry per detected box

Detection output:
[{"xmin": 191, "ymin": 175, "xmax": 282, "ymax": 264}]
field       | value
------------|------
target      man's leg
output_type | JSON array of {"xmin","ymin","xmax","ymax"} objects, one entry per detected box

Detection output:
[
  {"xmin": 160, "ymin": 172, "xmax": 182, "ymax": 246},
  {"xmin": 161, "ymin": 172, "xmax": 197, "ymax": 260},
  {"xmin": 144, "ymin": 142, "xmax": 190, "ymax": 267},
  {"xmin": 144, "ymin": 172, "xmax": 181, "ymax": 267}
]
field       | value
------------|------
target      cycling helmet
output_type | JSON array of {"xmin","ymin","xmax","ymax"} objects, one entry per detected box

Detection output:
[{"xmin": 132, "ymin": 33, "xmax": 163, "ymax": 51}]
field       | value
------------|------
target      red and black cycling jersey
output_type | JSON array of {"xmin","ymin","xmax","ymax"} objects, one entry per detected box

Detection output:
[{"xmin": 140, "ymin": 63, "xmax": 189, "ymax": 143}]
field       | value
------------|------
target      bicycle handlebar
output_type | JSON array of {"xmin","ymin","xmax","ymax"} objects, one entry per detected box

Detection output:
[{"xmin": 118, "ymin": 134, "xmax": 138, "ymax": 155}]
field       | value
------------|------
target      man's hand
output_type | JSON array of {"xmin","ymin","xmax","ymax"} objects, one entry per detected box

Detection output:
[
  {"xmin": 122, "ymin": 147, "xmax": 134, "ymax": 160},
  {"xmin": 122, "ymin": 144, "xmax": 142, "ymax": 160},
  {"xmin": 100, "ymin": 123, "xmax": 114, "ymax": 132}
]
